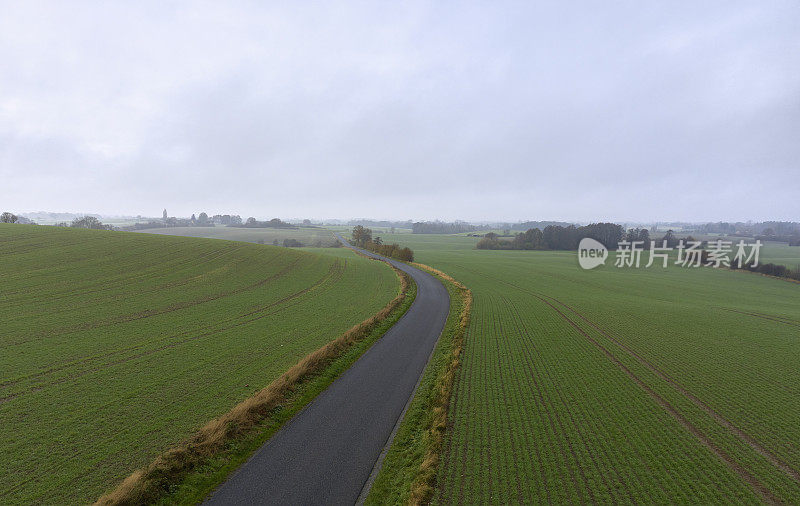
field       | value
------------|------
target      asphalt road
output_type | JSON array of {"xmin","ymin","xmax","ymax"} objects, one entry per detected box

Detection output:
[{"xmin": 205, "ymin": 235, "xmax": 449, "ymax": 505}]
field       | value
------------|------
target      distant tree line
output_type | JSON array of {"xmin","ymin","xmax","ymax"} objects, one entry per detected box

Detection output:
[
  {"xmin": 477, "ymin": 223, "xmax": 626, "ymax": 250},
  {"xmin": 124, "ymin": 211, "xmax": 247, "ymax": 230},
  {"xmin": 731, "ymin": 259, "xmax": 800, "ymax": 282},
  {"xmin": 126, "ymin": 211, "xmax": 306, "ymax": 231},
  {"xmin": 510, "ymin": 220, "xmax": 573, "ymax": 231},
  {"xmin": 412, "ymin": 220, "xmax": 493, "ymax": 234},
  {"xmin": 350, "ymin": 219, "xmax": 584, "ymax": 234},
  {"xmin": 349, "ymin": 219, "xmax": 413, "ymax": 229},
  {"xmin": 351, "ymin": 226, "xmax": 414, "ymax": 262},
  {"xmin": 126, "ymin": 221, "xmax": 171, "ymax": 230},
  {"xmin": 211, "ymin": 214, "xmax": 243, "ymax": 226},
  {"xmin": 238, "ymin": 217, "xmax": 296, "ymax": 229},
  {"xmin": 754, "ymin": 231, "xmax": 800, "ymax": 244},
  {"xmin": 694, "ymin": 221, "xmax": 800, "ymax": 241}
]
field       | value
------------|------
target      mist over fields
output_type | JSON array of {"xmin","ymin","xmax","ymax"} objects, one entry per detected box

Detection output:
[
  {"xmin": 2, "ymin": 3, "xmax": 800, "ymax": 504},
  {"xmin": 1, "ymin": 2, "xmax": 798, "ymax": 222}
]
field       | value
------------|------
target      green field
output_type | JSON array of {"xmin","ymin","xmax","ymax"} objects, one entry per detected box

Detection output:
[
  {"xmin": 369, "ymin": 232, "xmax": 800, "ymax": 504},
  {"xmin": 0, "ymin": 224, "xmax": 398, "ymax": 504},
  {"xmin": 136, "ymin": 225, "xmax": 339, "ymax": 247},
  {"xmin": 759, "ymin": 241, "xmax": 800, "ymax": 268}
]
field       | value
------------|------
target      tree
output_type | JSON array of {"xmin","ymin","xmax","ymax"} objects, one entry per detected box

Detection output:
[
  {"xmin": 162, "ymin": 209, "xmax": 168, "ymax": 222},
  {"xmin": 660, "ymin": 230, "xmax": 679, "ymax": 248},
  {"xmin": 190, "ymin": 214, "xmax": 196, "ymax": 224},
  {"xmin": 397, "ymin": 247, "xmax": 414, "ymax": 262},
  {"xmin": 374, "ymin": 236, "xmax": 383, "ymax": 246},
  {"xmin": 198, "ymin": 212, "xmax": 209, "ymax": 225},
  {"xmin": 477, "ymin": 237, "xmax": 501, "ymax": 249},
  {"xmin": 512, "ymin": 227, "xmax": 544, "ymax": 249},
  {"xmin": 246, "ymin": 217, "xmax": 257, "ymax": 226},
  {"xmin": 351, "ymin": 225, "xmax": 372, "ymax": 247},
  {"xmin": 70, "ymin": 216, "xmax": 107, "ymax": 229},
  {"xmin": 1, "ymin": 212, "xmax": 18, "ymax": 223}
]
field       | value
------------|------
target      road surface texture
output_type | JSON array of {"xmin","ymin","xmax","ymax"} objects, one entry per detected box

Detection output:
[{"xmin": 205, "ymin": 235, "xmax": 449, "ymax": 505}]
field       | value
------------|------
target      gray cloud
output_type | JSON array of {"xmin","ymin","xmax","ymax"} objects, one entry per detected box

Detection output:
[{"xmin": 1, "ymin": 1, "xmax": 798, "ymax": 222}]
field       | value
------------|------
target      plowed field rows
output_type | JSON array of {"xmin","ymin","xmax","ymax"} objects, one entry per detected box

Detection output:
[{"xmin": 363, "ymin": 231, "xmax": 800, "ymax": 504}]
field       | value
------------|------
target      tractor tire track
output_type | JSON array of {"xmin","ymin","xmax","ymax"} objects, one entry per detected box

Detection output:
[
  {"xmin": 544, "ymin": 295, "xmax": 800, "ymax": 487},
  {"xmin": 2, "ymin": 255, "xmax": 299, "ymax": 349},
  {"xmin": 1, "ymin": 261, "xmax": 344, "ymax": 402},
  {"xmin": 717, "ymin": 307, "xmax": 800, "ymax": 329},
  {"xmin": 530, "ymin": 291, "xmax": 780, "ymax": 504},
  {"xmin": 456, "ymin": 264, "xmax": 800, "ymax": 497}
]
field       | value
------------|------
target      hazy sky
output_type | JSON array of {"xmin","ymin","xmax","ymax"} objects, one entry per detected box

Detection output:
[{"xmin": 1, "ymin": 1, "xmax": 798, "ymax": 222}]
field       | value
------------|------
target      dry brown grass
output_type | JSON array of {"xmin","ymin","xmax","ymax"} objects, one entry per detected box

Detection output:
[
  {"xmin": 96, "ymin": 259, "xmax": 409, "ymax": 506},
  {"xmin": 407, "ymin": 263, "xmax": 472, "ymax": 505}
]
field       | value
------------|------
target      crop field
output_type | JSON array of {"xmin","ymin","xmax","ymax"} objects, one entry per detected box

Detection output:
[
  {"xmin": 322, "ymin": 225, "xmax": 413, "ymax": 236},
  {"xmin": 759, "ymin": 241, "xmax": 800, "ymax": 268},
  {"xmin": 371, "ymin": 232, "xmax": 800, "ymax": 503},
  {"xmin": 136, "ymin": 225, "xmax": 339, "ymax": 247},
  {"xmin": 0, "ymin": 224, "xmax": 398, "ymax": 504}
]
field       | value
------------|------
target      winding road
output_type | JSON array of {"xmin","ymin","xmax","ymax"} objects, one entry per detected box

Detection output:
[{"xmin": 205, "ymin": 234, "xmax": 449, "ymax": 505}]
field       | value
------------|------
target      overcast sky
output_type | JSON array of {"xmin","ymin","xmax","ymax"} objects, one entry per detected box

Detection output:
[{"xmin": 1, "ymin": 1, "xmax": 798, "ymax": 222}]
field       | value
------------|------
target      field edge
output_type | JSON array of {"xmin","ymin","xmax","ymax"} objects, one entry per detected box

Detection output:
[{"xmin": 366, "ymin": 263, "xmax": 471, "ymax": 505}]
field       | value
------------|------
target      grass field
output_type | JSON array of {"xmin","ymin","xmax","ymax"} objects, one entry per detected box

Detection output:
[
  {"xmin": 136, "ymin": 225, "xmax": 339, "ymax": 247},
  {"xmin": 0, "ymin": 224, "xmax": 398, "ymax": 504},
  {"xmin": 759, "ymin": 241, "xmax": 800, "ymax": 268},
  {"xmin": 368, "ymin": 232, "xmax": 800, "ymax": 504}
]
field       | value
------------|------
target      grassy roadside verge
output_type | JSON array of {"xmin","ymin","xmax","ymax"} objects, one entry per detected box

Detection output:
[
  {"xmin": 95, "ymin": 256, "xmax": 415, "ymax": 506},
  {"xmin": 366, "ymin": 263, "xmax": 472, "ymax": 505}
]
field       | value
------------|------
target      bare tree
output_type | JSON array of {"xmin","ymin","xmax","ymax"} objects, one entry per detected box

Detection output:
[
  {"xmin": 1, "ymin": 212, "xmax": 18, "ymax": 223},
  {"xmin": 70, "ymin": 216, "xmax": 108, "ymax": 229}
]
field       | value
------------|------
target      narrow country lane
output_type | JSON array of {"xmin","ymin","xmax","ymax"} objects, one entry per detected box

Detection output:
[{"xmin": 205, "ymin": 234, "xmax": 449, "ymax": 505}]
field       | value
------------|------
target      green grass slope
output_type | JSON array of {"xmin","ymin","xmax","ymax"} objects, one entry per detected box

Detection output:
[
  {"xmin": 0, "ymin": 224, "xmax": 398, "ymax": 505},
  {"xmin": 370, "ymin": 232, "xmax": 800, "ymax": 504}
]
